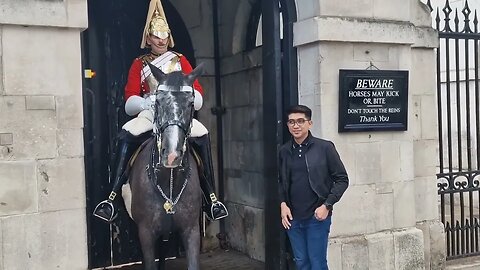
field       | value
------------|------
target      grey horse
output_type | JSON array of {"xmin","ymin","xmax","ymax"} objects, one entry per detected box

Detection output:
[{"xmin": 126, "ymin": 63, "xmax": 204, "ymax": 270}]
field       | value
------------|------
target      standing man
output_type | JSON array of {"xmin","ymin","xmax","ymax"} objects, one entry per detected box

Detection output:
[
  {"xmin": 278, "ymin": 105, "xmax": 349, "ymax": 270},
  {"xmin": 93, "ymin": 0, "xmax": 228, "ymax": 223}
]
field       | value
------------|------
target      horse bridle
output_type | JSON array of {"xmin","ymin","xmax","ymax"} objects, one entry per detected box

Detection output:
[
  {"xmin": 148, "ymin": 86, "xmax": 195, "ymax": 214},
  {"xmin": 158, "ymin": 119, "xmax": 192, "ymax": 136},
  {"xmin": 152, "ymin": 86, "xmax": 195, "ymax": 160},
  {"xmin": 153, "ymin": 85, "xmax": 195, "ymax": 138}
]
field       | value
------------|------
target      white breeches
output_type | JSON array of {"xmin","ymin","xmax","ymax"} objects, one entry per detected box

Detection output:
[
  {"xmin": 121, "ymin": 109, "xmax": 208, "ymax": 137},
  {"xmin": 190, "ymin": 119, "xmax": 209, "ymax": 137}
]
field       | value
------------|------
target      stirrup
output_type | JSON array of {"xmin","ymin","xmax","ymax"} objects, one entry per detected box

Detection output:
[
  {"xmin": 207, "ymin": 201, "xmax": 229, "ymax": 221},
  {"xmin": 93, "ymin": 200, "xmax": 117, "ymax": 223}
]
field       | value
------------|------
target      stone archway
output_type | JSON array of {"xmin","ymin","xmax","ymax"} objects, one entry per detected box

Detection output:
[{"xmin": 83, "ymin": 0, "xmax": 300, "ymax": 268}]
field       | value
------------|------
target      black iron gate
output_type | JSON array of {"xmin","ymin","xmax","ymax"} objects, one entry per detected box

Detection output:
[{"xmin": 429, "ymin": 0, "xmax": 480, "ymax": 260}]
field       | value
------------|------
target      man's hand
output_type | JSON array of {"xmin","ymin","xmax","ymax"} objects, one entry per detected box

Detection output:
[
  {"xmin": 280, "ymin": 202, "xmax": 293, "ymax": 229},
  {"xmin": 314, "ymin": 204, "xmax": 329, "ymax": 221}
]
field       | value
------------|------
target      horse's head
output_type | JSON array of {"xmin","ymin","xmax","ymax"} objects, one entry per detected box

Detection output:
[{"xmin": 149, "ymin": 63, "xmax": 204, "ymax": 168}]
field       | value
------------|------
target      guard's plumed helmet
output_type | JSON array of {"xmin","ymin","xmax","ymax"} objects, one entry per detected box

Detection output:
[{"xmin": 141, "ymin": 0, "xmax": 175, "ymax": 49}]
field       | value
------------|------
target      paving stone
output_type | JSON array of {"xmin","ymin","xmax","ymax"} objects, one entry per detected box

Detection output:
[{"xmin": 117, "ymin": 249, "xmax": 264, "ymax": 270}]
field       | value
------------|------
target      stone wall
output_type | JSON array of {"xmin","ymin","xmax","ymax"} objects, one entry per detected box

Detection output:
[
  {"xmin": 213, "ymin": 0, "xmax": 266, "ymax": 261},
  {"xmin": 0, "ymin": 0, "xmax": 88, "ymax": 269},
  {"xmin": 294, "ymin": 0, "xmax": 445, "ymax": 269},
  {"xmin": 0, "ymin": 0, "xmax": 448, "ymax": 269},
  {"xmin": 221, "ymin": 48, "xmax": 265, "ymax": 261},
  {"xmin": 178, "ymin": 0, "xmax": 267, "ymax": 259}
]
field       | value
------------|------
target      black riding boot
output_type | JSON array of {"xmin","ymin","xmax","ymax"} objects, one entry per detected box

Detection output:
[
  {"xmin": 190, "ymin": 134, "xmax": 228, "ymax": 221},
  {"xmin": 93, "ymin": 132, "xmax": 136, "ymax": 223}
]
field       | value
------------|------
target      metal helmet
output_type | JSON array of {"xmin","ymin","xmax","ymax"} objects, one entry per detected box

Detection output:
[{"xmin": 141, "ymin": 0, "xmax": 175, "ymax": 49}]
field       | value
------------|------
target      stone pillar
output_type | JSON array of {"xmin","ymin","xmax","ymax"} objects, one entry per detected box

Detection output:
[
  {"xmin": 294, "ymin": 0, "xmax": 445, "ymax": 269},
  {"xmin": 0, "ymin": 0, "xmax": 88, "ymax": 269}
]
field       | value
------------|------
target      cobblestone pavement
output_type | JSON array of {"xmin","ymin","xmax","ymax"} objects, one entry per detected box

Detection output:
[{"xmin": 115, "ymin": 249, "xmax": 264, "ymax": 270}]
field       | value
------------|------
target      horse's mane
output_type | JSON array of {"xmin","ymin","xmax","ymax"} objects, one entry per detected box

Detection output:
[{"xmin": 165, "ymin": 71, "xmax": 187, "ymax": 89}]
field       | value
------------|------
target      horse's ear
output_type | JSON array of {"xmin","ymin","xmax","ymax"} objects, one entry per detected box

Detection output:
[
  {"xmin": 186, "ymin": 63, "xmax": 205, "ymax": 85},
  {"xmin": 148, "ymin": 63, "xmax": 167, "ymax": 83}
]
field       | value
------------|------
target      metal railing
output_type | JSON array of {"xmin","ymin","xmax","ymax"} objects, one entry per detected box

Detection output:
[{"xmin": 428, "ymin": 0, "xmax": 480, "ymax": 260}]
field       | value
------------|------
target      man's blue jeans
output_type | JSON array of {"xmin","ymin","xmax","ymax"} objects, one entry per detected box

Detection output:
[{"xmin": 286, "ymin": 215, "xmax": 332, "ymax": 270}]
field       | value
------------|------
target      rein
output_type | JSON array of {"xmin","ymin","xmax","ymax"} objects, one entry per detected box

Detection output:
[{"xmin": 158, "ymin": 119, "xmax": 191, "ymax": 135}]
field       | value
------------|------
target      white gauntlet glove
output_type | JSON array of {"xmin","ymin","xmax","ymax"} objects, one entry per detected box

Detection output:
[
  {"xmin": 194, "ymin": 90, "xmax": 203, "ymax": 111},
  {"xmin": 125, "ymin": 95, "xmax": 155, "ymax": 116},
  {"xmin": 144, "ymin": 95, "xmax": 155, "ymax": 109}
]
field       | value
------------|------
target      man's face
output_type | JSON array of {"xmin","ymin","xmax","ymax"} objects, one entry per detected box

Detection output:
[
  {"xmin": 287, "ymin": 112, "xmax": 312, "ymax": 141},
  {"xmin": 147, "ymin": 35, "xmax": 169, "ymax": 55}
]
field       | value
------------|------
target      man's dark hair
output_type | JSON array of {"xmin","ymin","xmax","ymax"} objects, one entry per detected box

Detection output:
[{"xmin": 287, "ymin": 105, "xmax": 312, "ymax": 119}]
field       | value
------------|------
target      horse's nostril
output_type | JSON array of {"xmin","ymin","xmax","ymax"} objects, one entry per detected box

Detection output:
[
  {"xmin": 161, "ymin": 148, "xmax": 167, "ymax": 155},
  {"xmin": 167, "ymin": 152, "xmax": 177, "ymax": 166}
]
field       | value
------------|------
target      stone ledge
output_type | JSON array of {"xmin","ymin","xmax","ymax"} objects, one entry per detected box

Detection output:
[
  {"xmin": 293, "ymin": 16, "xmax": 438, "ymax": 48},
  {"xmin": 329, "ymin": 227, "xmax": 426, "ymax": 269},
  {"xmin": 0, "ymin": 0, "xmax": 87, "ymax": 29},
  {"xmin": 417, "ymin": 220, "xmax": 446, "ymax": 270},
  {"xmin": 1, "ymin": 210, "xmax": 88, "ymax": 269},
  {"xmin": 393, "ymin": 228, "xmax": 425, "ymax": 269},
  {"xmin": 447, "ymin": 257, "xmax": 480, "ymax": 270},
  {"xmin": 224, "ymin": 202, "xmax": 265, "ymax": 262}
]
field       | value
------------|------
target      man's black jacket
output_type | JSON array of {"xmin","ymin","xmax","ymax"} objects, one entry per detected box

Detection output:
[{"xmin": 278, "ymin": 135, "xmax": 349, "ymax": 209}]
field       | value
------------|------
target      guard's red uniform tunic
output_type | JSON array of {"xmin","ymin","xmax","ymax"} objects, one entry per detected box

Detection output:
[{"xmin": 124, "ymin": 54, "xmax": 204, "ymax": 100}]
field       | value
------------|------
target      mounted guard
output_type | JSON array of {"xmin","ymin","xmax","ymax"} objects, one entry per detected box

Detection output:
[{"xmin": 93, "ymin": 0, "xmax": 228, "ymax": 223}]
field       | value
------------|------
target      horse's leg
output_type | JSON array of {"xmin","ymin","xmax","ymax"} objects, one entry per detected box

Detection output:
[
  {"xmin": 156, "ymin": 240, "xmax": 168, "ymax": 270},
  {"xmin": 138, "ymin": 226, "xmax": 159, "ymax": 270},
  {"xmin": 180, "ymin": 226, "xmax": 201, "ymax": 270}
]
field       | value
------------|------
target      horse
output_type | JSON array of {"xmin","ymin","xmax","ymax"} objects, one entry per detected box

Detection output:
[{"xmin": 123, "ymin": 63, "xmax": 204, "ymax": 270}]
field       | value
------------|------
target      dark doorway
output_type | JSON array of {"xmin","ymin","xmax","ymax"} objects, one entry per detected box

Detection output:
[
  {"xmin": 82, "ymin": 0, "xmax": 195, "ymax": 268},
  {"xmin": 82, "ymin": 0, "xmax": 297, "ymax": 269}
]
